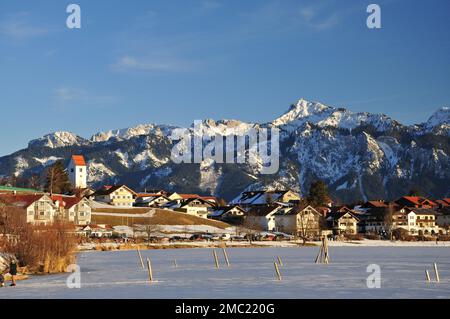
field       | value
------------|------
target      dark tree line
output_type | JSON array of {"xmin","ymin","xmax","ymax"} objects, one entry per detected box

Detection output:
[{"xmin": 0, "ymin": 160, "xmax": 72, "ymax": 195}]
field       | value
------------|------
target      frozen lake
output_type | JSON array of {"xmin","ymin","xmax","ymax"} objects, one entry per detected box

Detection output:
[{"xmin": 1, "ymin": 247, "xmax": 449, "ymax": 299}]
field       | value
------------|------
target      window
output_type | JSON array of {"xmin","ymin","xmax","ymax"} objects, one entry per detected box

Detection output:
[
  {"xmin": 79, "ymin": 168, "xmax": 83, "ymax": 172},
  {"xmin": 71, "ymin": 168, "xmax": 74, "ymax": 173}
]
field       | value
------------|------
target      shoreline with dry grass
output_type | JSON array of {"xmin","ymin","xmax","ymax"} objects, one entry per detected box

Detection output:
[{"xmin": 78, "ymin": 238, "xmax": 450, "ymax": 252}]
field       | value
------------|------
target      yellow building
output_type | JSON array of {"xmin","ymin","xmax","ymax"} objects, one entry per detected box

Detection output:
[{"xmin": 92, "ymin": 185, "xmax": 136, "ymax": 207}]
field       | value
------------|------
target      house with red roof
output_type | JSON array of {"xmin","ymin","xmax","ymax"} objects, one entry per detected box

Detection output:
[
  {"xmin": 395, "ymin": 196, "xmax": 437, "ymax": 209},
  {"xmin": 134, "ymin": 193, "xmax": 171, "ymax": 207},
  {"xmin": 0, "ymin": 193, "xmax": 57, "ymax": 226},
  {"xmin": 68, "ymin": 155, "xmax": 87, "ymax": 189},
  {"xmin": 436, "ymin": 199, "xmax": 450, "ymax": 209},
  {"xmin": 51, "ymin": 195, "xmax": 92, "ymax": 225}
]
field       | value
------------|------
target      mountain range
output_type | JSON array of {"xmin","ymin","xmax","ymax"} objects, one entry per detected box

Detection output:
[{"xmin": 1, "ymin": 98, "xmax": 449, "ymax": 203}]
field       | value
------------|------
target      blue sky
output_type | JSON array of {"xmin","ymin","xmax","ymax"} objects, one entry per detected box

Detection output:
[{"xmin": 0, "ymin": 0, "xmax": 449, "ymax": 156}]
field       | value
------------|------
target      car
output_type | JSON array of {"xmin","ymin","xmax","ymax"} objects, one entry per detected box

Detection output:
[
  {"xmin": 189, "ymin": 234, "xmax": 203, "ymax": 241},
  {"xmin": 263, "ymin": 234, "xmax": 276, "ymax": 241},
  {"xmin": 220, "ymin": 233, "xmax": 231, "ymax": 240},
  {"xmin": 169, "ymin": 236, "xmax": 184, "ymax": 242},
  {"xmin": 273, "ymin": 232, "xmax": 294, "ymax": 241},
  {"xmin": 190, "ymin": 234, "xmax": 213, "ymax": 241},
  {"xmin": 202, "ymin": 234, "xmax": 214, "ymax": 241},
  {"xmin": 231, "ymin": 235, "xmax": 245, "ymax": 241}
]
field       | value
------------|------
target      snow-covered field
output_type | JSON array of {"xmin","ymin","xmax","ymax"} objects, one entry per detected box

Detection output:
[{"xmin": 1, "ymin": 247, "xmax": 449, "ymax": 299}]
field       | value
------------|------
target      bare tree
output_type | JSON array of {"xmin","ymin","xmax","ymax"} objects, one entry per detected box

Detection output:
[
  {"xmin": 242, "ymin": 214, "xmax": 263, "ymax": 244},
  {"xmin": 144, "ymin": 223, "xmax": 160, "ymax": 244},
  {"xmin": 183, "ymin": 225, "xmax": 190, "ymax": 240},
  {"xmin": 295, "ymin": 202, "xmax": 321, "ymax": 246},
  {"xmin": 28, "ymin": 174, "xmax": 41, "ymax": 191}
]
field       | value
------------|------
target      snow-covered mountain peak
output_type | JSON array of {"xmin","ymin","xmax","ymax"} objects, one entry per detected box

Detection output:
[
  {"xmin": 426, "ymin": 106, "xmax": 450, "ymax": 127},
  {"xmin": 191, "ymin": 118, "xmax": 257, "ymax": 136},
  {"xmin": 420, "ymin": 106, "xmax": 450, "ymax": 136},
  {"xmin": 271, "ymin": 98, "xmax": 397, "ymax": 132},
  {"xmin": 272, "ymin": 98, "xmax": 331, "ymax": 126},
  {"xmin": 28, "ymin": 131, "xmax": 86, "ymax": 149},
  {"xmin": 91, "ymin": 123, "xmax": 176, "ymax": 142}
]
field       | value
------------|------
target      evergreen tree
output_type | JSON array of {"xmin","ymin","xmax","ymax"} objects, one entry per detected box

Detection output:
[
  {"xmin": 307, "ymin": 180, "xmax": 329, "ymax": 206},
  {"xmin": 45, "ymin": 161, "xmax": 72, "ymax": 195},
  {"xmin": 408, "ymin": 188, "xmax": 422, "ymax": 197}
]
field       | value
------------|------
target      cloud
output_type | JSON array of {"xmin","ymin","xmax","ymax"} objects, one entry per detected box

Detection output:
[
  {"xmin": 0, "ymin": 12, "xmax": 49, "ymax": 40},
  {"xmin": 239, "ymin": 1, "xmax": 349, "ymax": 36},
  {"xmin": 54, "ymin": 87, "xmax": 117, "ymax": 108},
  {"xmin": 111, "ymin": 55, "xmax": 193, "ymax": 73},
  {"xmin": 298, "ymin": 5, "xmax": 343, "ymax": 31}
]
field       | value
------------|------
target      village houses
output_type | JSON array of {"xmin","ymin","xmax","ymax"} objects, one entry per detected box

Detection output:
[
  {"xmin": 134, "ymin": 193, "xmax": 171, "ymax": 207},
  {"xmin": 2, "ymin": 153, "xmax": 450, "ymax": 240},
  {"xmin": 0, "ymin": 194, "xmax": 57, "ymax": 226},
  {"xmin": 209, "ymin": 205, "xmax": 246, "ymax": 222},
  {"xmin": 326, "ymin": 209, "xmax": 360, "ymax": 235},
  {"xmin": 90, "ymin": 185, "xmax": 137, "ymax": 207},
  {"xmin": 164, "ymin": 197, "xmax": 216, "ymax": 219},
  {"xmin": 230, "ymin": 190, "xmax": 300, "ymax": 208},
  {"xmin": 52, "ymin": 195, "xmax": 92, "ymax": 225},
  {"xmin": 245, "ymin": 204, "xmax": 283, "ymax": 231},
  {"xmin": 274, "ymin": 205, "xmax": 321, "ymax": 237}
]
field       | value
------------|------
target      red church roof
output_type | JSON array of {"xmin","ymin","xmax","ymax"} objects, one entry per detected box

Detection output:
[{"xmin": 71, "ymin": 155, "xmax": 86, "ymax": 166}]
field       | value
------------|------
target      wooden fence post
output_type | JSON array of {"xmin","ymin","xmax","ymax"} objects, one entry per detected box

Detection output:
[
  {"xmin": 277, "ymin": 256, "xmax": 283, "ymax": 267},
  {"xmin": 146, "ymin": 258, "xmax": 153, "ymax": 283},
  {"xmin": 274, "ymin": 262, "xmax": 282, "ymax": 281},
  {"xmin": 213, "ymin": 249, "xmax": 220, "ymax": 269},
  {"xmin": 222, "ymin": 248, "xmax": 230, "ymax": 267},
  {"xmin": 434, "ymin": 263, "xmax": 440, "ymax": 283},
  {"xmin": 137, "ymin": 247, "xmax": 144, "ymax": 269}
]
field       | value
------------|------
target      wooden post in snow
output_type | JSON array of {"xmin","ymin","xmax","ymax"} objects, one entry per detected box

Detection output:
[
  {"xmin": 137, "ymin": 247, "xmax": 144, "ymax": 269},
  {"xmin": 277, "ymin": 256, "xmax": 284, "ymax": 267},
  {"xmin": 222, "ymin": 248, "xmax": 230, "ymax": 267},
  {"xmin": 315, "ymin": 241, "xmax": 324, "ymax": 263},
  {"xmin": 146, "ymin": 258, "xmax": 153, "ymax": 283},
  {"xmin": 274, "ymin": 262, "xmax": 282, "ymax": 281},
  {"xmin": 213, "ymin": 249, "xmax": 220, "ymax": 269},
  {"xmin": 425, "ymin": 270, "xmax": 431, "ymax": 283},
  {"xmin": 434, "ymin": 263, "xmax": 440, "ymax": 283},
  {"xmin": 323, "ymin": 235, "xmax": 330, "ymax": 264},
  {"xmin": 315, "ymin": 236, "xmax": 330, "ymax": 264}
]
